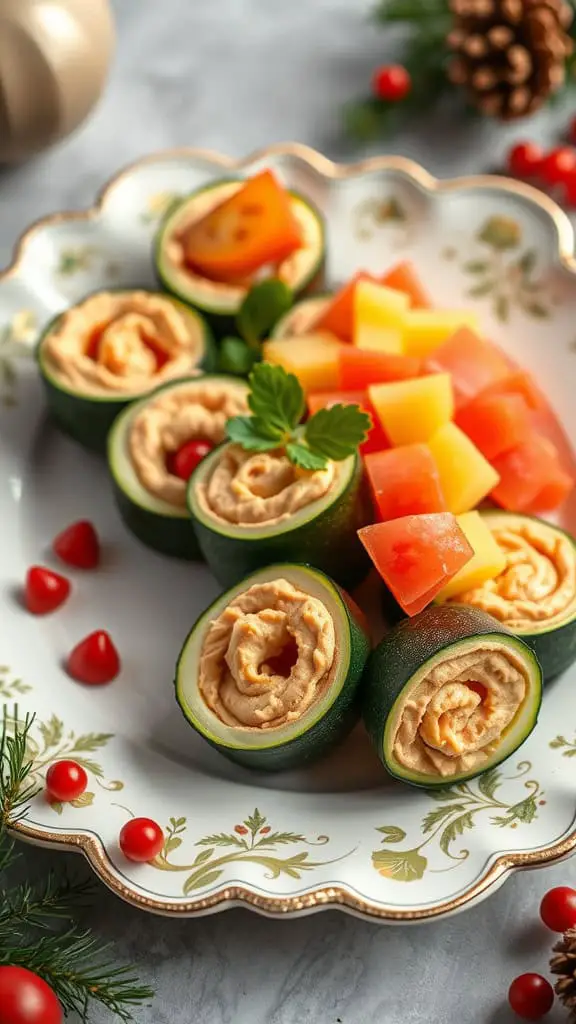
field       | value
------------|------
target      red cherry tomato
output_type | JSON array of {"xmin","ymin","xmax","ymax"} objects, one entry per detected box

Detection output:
[
  {"xmin": 372, "ymin": 64, "xmax": 411, "ymax": 102},
  {"xmin": 45, "ymin": 760, "xmax": 88, "ymax": 802},
  {"xmin": 540, "ymin": 146, "xmax": 576, "ymax": 186},
  {"xmin": 119, "ymin": 817, "xmax": 164, "ymax": 863},
  {"xmin": 24, "ymin": 566, "xmax": 70, "ymax": 615},
  {"xmin": 508, "ymin": 974, "xmax": 554, "ymax": 1020},
  {"xmin": 506, "ymin": 141, "xmax": 544, "ymax": 178},
  {"xmin": 540, "ymin": 886, "xmax": 576, "ymax": 932},
  {"xmin": 53, "ymin": 519, "xmax": 100, "ymax": 569},
  {"xmin": 0, "ymin": 965, "xmax": 63, "ymax": 1024},
  {"xmin": 168, "ymin": 439, "xmax": 213, "ymax": 481},
  {"xmin": 66, "ymin": 630, "xmax": 120, "ymax": 685}
]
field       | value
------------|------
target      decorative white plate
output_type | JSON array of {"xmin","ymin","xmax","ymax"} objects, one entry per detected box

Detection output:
[{"xmin": 1, "ymin": 144, "xmax": 576, "ymax": 922}]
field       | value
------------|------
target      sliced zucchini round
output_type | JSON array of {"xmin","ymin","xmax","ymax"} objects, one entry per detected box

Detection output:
[
  {"xmin": 450, "ymin": 511, "xmax": 576, "ymax": 682},
  {"xmin": 175, "ymin": 563, "xmax": 371, "ymax": 771},
  {"xmin": 362, "ymin": 604, "xmax": 542, "ymax": 788},
  {"xmin": 187, "ymin": 443, "xmax": 370, "ymax": 590},
  {"xmin": 107, "ymin": 375, "xmax": 249, "ymax": 560},
  {"xmin": 37, "ymin": 291, "xmax": 216, "ymax": 455},
  {"xmin": 271, "ymin": 295, "xmax": 331, "ymax": 339},
  {"xmin": 154, "ymin": 179, "xmax": 326, "ymax": 327}
]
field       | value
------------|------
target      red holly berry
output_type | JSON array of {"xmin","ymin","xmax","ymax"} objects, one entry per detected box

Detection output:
[
  {"xmin": 66, "ymin": 630, "xmax": 120, "ymax": 685},
  {"xmin": 506, "ymin": 141, "xmax": 544, "ymax": 179},
  {"xmin": 540, "ymin": 146, "xmax": 576, "ymax": 186},
  {"xmin": 53, "ymin": 520, "xmax": 100, "ymax": 569},
  {"xmin": 24, "ymin": 566, "xmax": 70, "ymax": 615},
  {"xmin": 168, "ymin": 440, "xmax": 213, "ymax": 481},
  {"xmin": 45, "ymin": 760, "xmax": 88, "ymax": 802},
  {"xmin": 372, "ymin": 64, "xmax": 411, "ymax": 102},
  {"xmin": 540, "ymin": 886, "xmax": 576, "ymax": 932},
  {"xmin": 119, "ymin": 817, "xmax": 164, "ymax": 862},
  {"xmin": 508, "ymin": 974, "xmax": 554, "ymax": 1020},
  {"xmin": 0, "ymin": 966, "xmax": 63, "ymax": 1024}
]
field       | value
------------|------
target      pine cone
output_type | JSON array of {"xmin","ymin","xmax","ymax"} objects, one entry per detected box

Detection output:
[
  {"xmin": 447, "ymin": 0, "xmax": 574, "ymax": 119},
  {"xmin": 550, "ymin": 927, "xmax": 576, "ymax": 1021}
]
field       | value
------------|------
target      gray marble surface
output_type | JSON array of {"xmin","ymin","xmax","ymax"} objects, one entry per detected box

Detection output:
[{"xmin": 1, "ymin": 1, "xmax": 576, "ymax": 1021}]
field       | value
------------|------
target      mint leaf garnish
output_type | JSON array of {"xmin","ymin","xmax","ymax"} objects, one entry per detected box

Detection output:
[
  {"xmin": 248, "ymin": 362, "xmax": 305, "ymax": 433},
  {"xmin": 226, "ymin": 416, "xmax": 281, "ymax": 451},
  {"xmin": 218, "ymin": 337, "xmax": 258, "ymax": 376},
  {"xmin": 236, "ymin": 279, "xmax": 293, "ymax": 348},
  {"xmin": 285, "ymin": 442, "xmax": 329, "ymax": 471},
  {"xmin": 304, "ymin": 404, "xmax": 372, "ymax": 461}
]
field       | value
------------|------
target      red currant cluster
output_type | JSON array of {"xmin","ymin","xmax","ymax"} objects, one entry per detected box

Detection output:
[
  {"xmin": 507, "ymin": 121, "xmax": 576, "ymax": 207},
  {"xmin": 508, "ymin": 885, "xmax": 576, "ymax": 1020}
]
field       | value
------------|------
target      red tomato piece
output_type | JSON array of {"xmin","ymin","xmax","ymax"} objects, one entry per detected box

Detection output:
[
  {"xmin": 119, "ymin": 817, "xmax": 164, "ymax": 863},
  {"xmin": 168, "ymin": 439, "xmax": 213, "ymax": 481},
  {"xmin": 423, "ymin": 327, "xmax": 510, "ymax": 408},
  {"xmin": 364, "ymin": 445, "xmax": 446, "ymax": 522},
  {"xmin": 53, "ymin": 519, "xmax": 100, "ymax": 570},
  {"xmin": 379, "ymin": 261, "xmax": 430, "ymax": 308},
  {"xmin": 66, "ymin": 630, "xmax": 120, "ymax": 685},
  {"xmin": 25, "ymin": 566, "xmax": 71, "ymax": 615},
  {"xmin": 455, "ymin": 391, "xmax": 531, "ymax": 460},
  {"xmin": 181, "ymin": 170, "xmax": 302, "ymax": 281},
  {"xmin": 357, "ymin": 513, "xmax": 473, "ymax": 616},
  {"xmin": 491, "ymin": 433, "xmax": 574, "ymax": 512},
  {"xmin": 480, "ymin": 370, "xmax": 545, "ymax": 412},
  {"xmin": 313, "ymin": 271, "xmax": 375, "ymax": 343},
  {"xmin": 338, "ymin": 346, "xmax": 421, "ymax": 390},
  {"xmin": 306, "ymin": 390, "xmax": 389, "ymax": 455},
  {"xmin": 45, "ymin": 760, "xmax": 88, "ymax": 802}
]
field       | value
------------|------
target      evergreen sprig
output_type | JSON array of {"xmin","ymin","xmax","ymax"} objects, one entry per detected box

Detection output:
[{"xmin": 0, "ymin": 705, "xmax": 154, "ymax": 1021}]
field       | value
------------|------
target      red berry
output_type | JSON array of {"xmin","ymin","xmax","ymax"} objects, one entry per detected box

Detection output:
[
  {"xmin": 45, "ymin": 760, "xmax": 88, "ymax": 802},
  {"xmin": 507, "ymin": 141, "xmax": 544, "ymax": 178},
  {"xmin": 168, "ymin": 439, "xmax": 213, "ymax": 481},
  {"xmin": 66, "ymin": 630, "xmax": 120, "ymax": 685},
  {"xmin": 24, "ymin": 566, "xmax": 70, "ymax": 615},
  {"xmin": 540, "ymin": 886, "xmax": 576, "ymax": 932},
  {"xmin": 53, "ymin": 519, "xmax": 100, "ymax": 569},
  {"xmin": 508, "ymin": 974, "xmax": 554, "ymax": 1020},
  {"xmin": 562, "ymin": 167, "xmax": 576, "ymax": 207},
  {"xmin": 234, "ymin": 825, "xmax": 248, "ymax": 835},
  {"xmin": 0, "ymin": 966, "xmax": 63, "ymax": 1024},
  {"xmin": 372, "ymin": 64, "xmax": 411, "ymax": 102},
  {"xmin": 119, "ymin": 817, "xmax": 164, "ymax": 863},
  {"xmin": 540, "ymin": 146, "xmax": 576, "ymax": 186}
]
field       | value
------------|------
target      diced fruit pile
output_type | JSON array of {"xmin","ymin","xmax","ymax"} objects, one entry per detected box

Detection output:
[{"xmin": 264, "ymin": 261, "xmax": 574, "ymax": 616}]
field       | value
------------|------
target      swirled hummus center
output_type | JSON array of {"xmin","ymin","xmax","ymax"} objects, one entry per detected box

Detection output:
[
  {"xmin": 450, "ymin": 521, "xmax": 576, "ymax": 631},
  {"xmin": 128, "ymin": 381, "xmax": 248, "ymax": 507},
  {"xmin": 199, "ymin": 578, "xmax": 336, "ymax": 729},
  {"xmin": 41, "ymin": 291, "xmax": 203, "ymax": 396},
  {"xmin": 196, "ymin": 444, "xmax": 338, "ymax": 526},
  {"xmin": 392, "ymin": 645, "xmax": 528, "ymax": 778}
]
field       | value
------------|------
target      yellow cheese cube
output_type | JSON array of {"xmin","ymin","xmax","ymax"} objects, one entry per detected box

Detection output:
[
  {"xmin": 353, "ymin": 280, "xmax": 407, "ymax": 353},
  {"xmin": 403, "ymin": 310, "xmax": 480, "ymax": 358},
  {"xmin": 262, "ymin": 333, "xmax": 341, "ymax": 393},
  {"xmin": 368, "ymin": 374, "xmax": 454, "ymax": 446},
  {"xmin": 428, "ymin": 423, "xmax": 500, "ymax": 515},
  {"xmin": 435, "ymin": 511, "xmax": 506, "ymax": 601}
]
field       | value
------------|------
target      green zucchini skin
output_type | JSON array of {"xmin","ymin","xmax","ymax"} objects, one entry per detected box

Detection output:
[
  {"xmin": 270, "ymin": 294, "xmax": 331, "ymax": 340},
  {"xmin": 174, "ymin": 564, "xmax": 371, "ymax": 771},
  {"xmin": 154, "ymin": 180, "xmax": 326, "ymax": 332},
  {"xmin": 478, "ymin": 511, "xmax": 576, "ymax": 683},
  {"xmin": 362, "ymin": 604, "xmax": 543, "ymax": 788},
  {"xmin": 187, "ymin": 448, "xmax": 371, "ymax": 591},
  {"xmin": 109, "ymin": 476, "xmax": 199, "ymax": 560},
  {"xmin": 36, "ymin": 296, "xmax": 216, "ymax": 455}
]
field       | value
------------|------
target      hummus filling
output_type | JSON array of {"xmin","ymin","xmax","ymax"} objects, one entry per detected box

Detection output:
[
  {"xmin": 199, "ymin": 578, "xmax": 336, "ymax": 729},
  {"xmin": 450, "ymin": 520, "xmax": 576, "ymax": 632},
  {"xmin": 128, "ymin": 381, "xmax": 248, "ymax": 507},
  {"xmin": 163, "ymin": 183, "xmax": 320, "ymax": 299},
  {"xmin": 196, "ymin": 445, "xmax": 338, "ymax": 527},
  {"xmin": 392, "ymin": 644, "xmax": 528, "ymax": 778},
  {"xmin": 41, "ymin": 291, "xmax": 203, "ymax": 397}
]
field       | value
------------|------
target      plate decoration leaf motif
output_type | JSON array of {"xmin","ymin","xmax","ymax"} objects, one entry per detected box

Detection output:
[
  {"xmin": 372, "ymin": 762, "xmax": 544, "ymax": 883},
  {"xmin": 352, "ymin": 195, "xmax": 411, "ymax": 244},
  {"xmin": 56, "ymin": 246, "xmax": 120, "ymax": 281},
  {"xmin": 0, "ymin": 311, "xmax": 37, "ymax": 407},
  {"xmin": 152, "ymin": 808, "xmax": 354, "ymax": 894},
  {"xmin": 3, "ymin": 705, "xmax": 123, "ymax": 813},
  {"xmin": 450, "ymin": 215, "xmax": 551, "ymax": 323},
  {"xmin": 140, "ymin": 192, "xmax": 183, "ymax": 225},
  {"xmin": 550, "ymin": 735, "xmax": 576, "ymax": 758},
  {"xmin": 0, "ymin": 667, "xmax": 32, "ymax": 699}
]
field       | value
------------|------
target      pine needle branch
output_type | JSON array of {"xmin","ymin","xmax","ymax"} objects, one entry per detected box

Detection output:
[
  {"xmin": 0, "ymin": 706, "xmax": 39, "ymax": 825},
  {"xmin": 0, "ymin": 868, "xmax": 95, "ymax": 934}
]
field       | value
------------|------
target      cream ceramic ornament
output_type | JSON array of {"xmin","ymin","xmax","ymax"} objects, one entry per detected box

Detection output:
[{"xmin": 0, "ymin": 0, "xmax": 115, "ymax": 163}]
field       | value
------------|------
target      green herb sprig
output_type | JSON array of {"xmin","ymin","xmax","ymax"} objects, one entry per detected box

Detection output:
[
  {"xmin": 218, "ymin": 279, "xmax": 293, "ymax": 376},
  {"xmin": 226, "ymin": 363, "xmax": 371, "ymax": 470}
]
